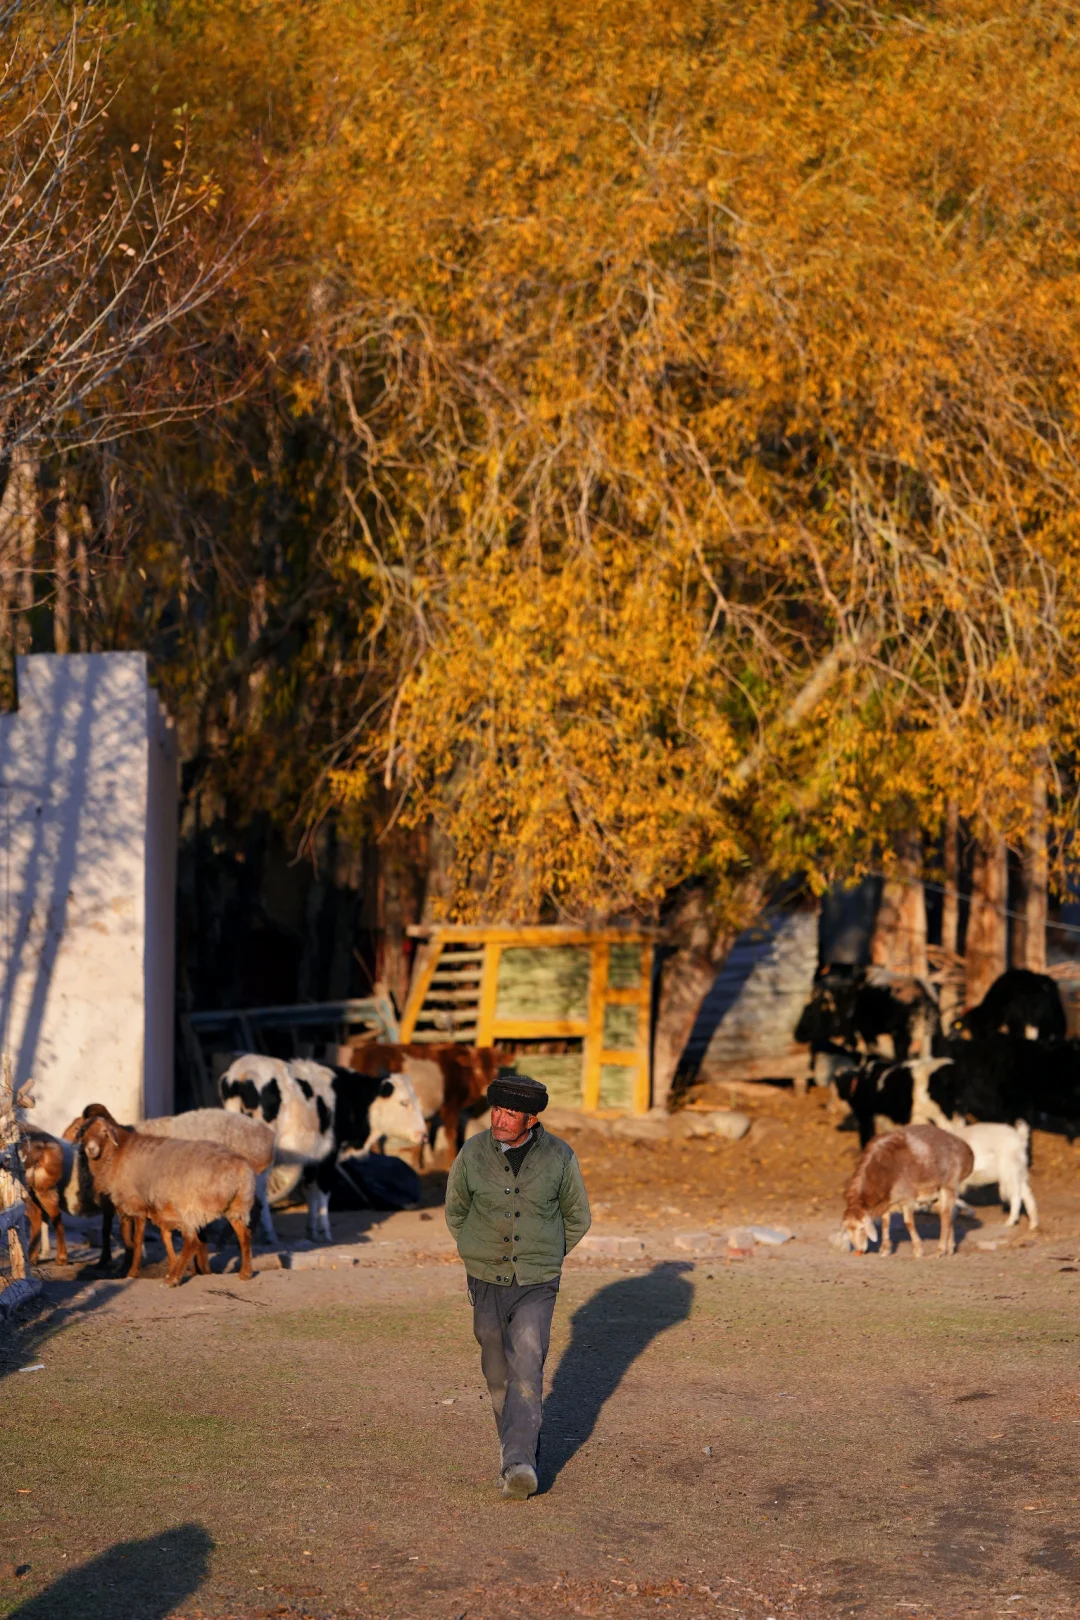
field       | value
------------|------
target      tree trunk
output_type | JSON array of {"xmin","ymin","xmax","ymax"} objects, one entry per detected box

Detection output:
[
  {"xmin": 11, "ymin": 447, "xmax": 37, "ymax": 654},
  {"xmin": 1013, "ymin": 758, "xmax": 1048, "ymax": 973},
  {"xmin": 0, "ymin": 446, "xmax": 37, "ymax": 691},
  {"xmin": 939, "ymin": 801, "xmax": 962, "ymax": 1025},
  {"xmin": 652, "ymin": 949, "xmax": 721, "ymax": 1111},
  {"xmin": 76, "ymin": 503, "xmax": 93, "ymax": 650},
  {"xmin": 869, "ymin": 831, "xmax": 927, "ymax": 979},
  {"xmin": 54, "ymin": 478, "xmax": 71, "ymax": 654},
  {"xmin": 379, "ymin": 831, "xmax": 420, "ymax": 1015},
  {"xmin": 965, "ymin": 827, "xmax": 1008, "ymax": 1008}
]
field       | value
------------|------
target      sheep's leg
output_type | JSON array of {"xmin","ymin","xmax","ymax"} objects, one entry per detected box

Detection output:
[
  {"xmin": 938, "ymin": 1190, "xmax": 957, "ymax": 1257},
  {"xmin": 901, "ymin": 1203, "xmax": 923, "ymax": 1258},
  {"xmin": 228, "ymin": 1215, "xmax": 253, "ymax": 1281},
  {"xmin": 1023, "ymin": 1181, "xmax": 1039, "ymax": 1230},
  {"xmin": 51, "ymin": 1206, "xmax": 68, "ymax": 1266},
  {"xmin": 159, "ymin": 1226, "xmax": 177, "ymax": 1266},
  {"xmin": 26, "ymin": 1197, "xmax": 44, "ymax": 1262},
  {"xmin": 126, "ymin": 1215, "xmax": 146, "ymax": 1279},
  {"xmin": 879, "ymin": 1211, "xmax": 894, "ymax": 1257},
  {"xmin": 96, "ymin": 1198, "xmax": 115, "ymax": 1271},
  {"xmin": 167, "ymin": 1234, "xmax": 198, "ymax": 1287},
  {"xmin": 194, "ymin": 1229, "xmax": 211, "ymax": 1275}
]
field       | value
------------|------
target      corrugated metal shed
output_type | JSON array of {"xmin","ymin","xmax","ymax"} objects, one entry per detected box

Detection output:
[{"xmin": 687, "ymin": 910, "xmax": 819, "ymax": 1084}]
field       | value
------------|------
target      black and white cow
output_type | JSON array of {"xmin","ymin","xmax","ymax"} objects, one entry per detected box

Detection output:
[
  {"xmin": 835, "ymin": 1057, "xmax": 955, "ymax": 1148},
  {"xmin": 957, "ymin": 970, "xmax": 1067, "ymax": 1044},
  {"xmin": 839, "ymin": 1034, "xmax": 1080, "ymax": 1147},
  {"xmin": 219, "ymin": 1055, "xmax": 427, "ymax": 1242}
]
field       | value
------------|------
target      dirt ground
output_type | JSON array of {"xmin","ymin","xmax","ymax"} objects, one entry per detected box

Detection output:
[{"xmin": 2, "ymin": 1087, "xmax": 1079, "ymax": 1620}]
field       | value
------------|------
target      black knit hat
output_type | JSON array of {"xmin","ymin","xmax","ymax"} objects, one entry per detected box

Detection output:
[{"xmin": 487, "ymin": 1069, "xmax": 548, "ymax": 1115}]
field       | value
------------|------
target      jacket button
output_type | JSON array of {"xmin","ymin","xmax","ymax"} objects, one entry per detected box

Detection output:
[{"xmin": 503, "ymin": 1236, "xmax": 509, "ymax": 1243}]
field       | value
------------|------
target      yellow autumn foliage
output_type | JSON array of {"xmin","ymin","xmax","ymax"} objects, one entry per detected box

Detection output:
[{"xmin": 102, "ymin": 0, "xmax": 1080, "ymax": 917}]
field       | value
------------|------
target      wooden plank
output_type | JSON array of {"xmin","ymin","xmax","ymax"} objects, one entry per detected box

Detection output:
[
  {"xmin": 489, "ymin": 1018, "xmax": 588, "ymax": 1040},
  {"xmin": 409, "ymin": 925, "xmax": 659, "ymax": 946},
  {"xmin": 408, "ymin": 1030, "xmax": 476, "ymax": 1044},
  {"xmin": 599, "ymin": 986, "xmax": 646, "ymax": 1006},
  {"xmin": 636, "ymin": 943, "xmax": 654, "ymax": 1113},
  {"xmin": 475, "ymin": 943, "xmax": 502, "ymax": 1047},
  {"xmin": 400, "ymin": 941, "xmax": 442, "ymax": 1043},
  {"xmin": 582, "ymin": 939, "xmax": 609, "ymax": 1113}
]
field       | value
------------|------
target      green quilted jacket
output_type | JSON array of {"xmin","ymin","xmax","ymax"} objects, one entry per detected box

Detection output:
[{"xmin": 444, "ymin": 1124, "xmax": 591, "ymax": 1284}]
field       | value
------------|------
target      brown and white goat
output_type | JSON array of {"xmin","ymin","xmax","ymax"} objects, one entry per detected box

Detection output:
[
  {"xmin": 20, "ymin": 1127, "xmax": 116, "ymax": 1268},
  {"xmin": 80, "ymin": 1115, "xmax": 256, "ymax": 1285},
  {"xmin": 843, "ymin": 1124, "xmax": 975, "ymax": 1258}
]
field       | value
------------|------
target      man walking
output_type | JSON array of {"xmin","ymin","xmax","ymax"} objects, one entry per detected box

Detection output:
[{"xmin": 445, "ymin": 1069, "xmax": 591, "ymax": 1499}]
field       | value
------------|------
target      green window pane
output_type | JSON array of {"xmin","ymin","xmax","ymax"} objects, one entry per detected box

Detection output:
[
  {"xmin": 599, "ymin": 1063, "xmax": 636, "ymax": 1109},
  {"xmin": 602, "ymin": 1003, "xmax": 639, "ymax": 1051},
  {"xmin": 513, "ymin": 1052, "xmax": 583, "ymax": 1107},
  {"xmin": 607, "ymin": 943, "xmax": 642, "ymax": 989},
  {"xmin": 495, "ymin": 946, "xmax": 591, "ymax": 1022}
]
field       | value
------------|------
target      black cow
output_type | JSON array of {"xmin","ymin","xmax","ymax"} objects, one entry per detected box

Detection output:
[
  {"xmin": 928, "ymin": 1034, "xmax": 1080, "ymax": 1134},
  {"xmin": 795, "ymin": 966, "xmax": 936, "ymax": 1066},
  {"xmin": 958, "ymin": 969, "xmax": 1066, "ymax": 1043}
]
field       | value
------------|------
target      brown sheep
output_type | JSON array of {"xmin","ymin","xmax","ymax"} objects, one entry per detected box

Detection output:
[
  {"xmin": 80, "ymin": 1115, "xmax": 255, "ymax": 1285},
  {"xmin": 843, "ymin": 1124, "xmax": 975, "ymax": 1258},
  {"xmin": 20, "ymin": 1126, "xmax": 116, "ymax": 1268}
]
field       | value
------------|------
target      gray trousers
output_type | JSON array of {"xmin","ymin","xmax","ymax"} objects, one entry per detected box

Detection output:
[{"xmin": 469, "ymin": 1275, "xmax": 559, "ymax": 1473}]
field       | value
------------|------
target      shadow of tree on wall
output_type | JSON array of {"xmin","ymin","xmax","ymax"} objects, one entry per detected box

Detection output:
[
  {"xmin": 539, "ymin": 1260, "xmax": 694, "ymax": 1491},
  {"xmin": 7, "ymin": 1524, "xmax": 212, "ymax": 1620}
]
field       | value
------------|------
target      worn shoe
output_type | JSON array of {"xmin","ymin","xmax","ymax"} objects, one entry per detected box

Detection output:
[{"xmin": 501, "ymin": 1464, "xmax": 537, "ymax": 1500}]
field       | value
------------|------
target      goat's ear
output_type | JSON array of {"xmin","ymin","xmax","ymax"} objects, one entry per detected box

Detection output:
[{"xmin": 863, "ymin": 1215, "xmax": 878, "ymax": 1241}]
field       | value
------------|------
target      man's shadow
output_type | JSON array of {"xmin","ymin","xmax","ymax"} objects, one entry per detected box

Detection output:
[
  {"xmin": 539, "ymin": 1260, "xmax": 693, "ymax": 1491},
  {"xmin": 7, "ymin": 1524, "xmax": 212, "ymax": 1620}
]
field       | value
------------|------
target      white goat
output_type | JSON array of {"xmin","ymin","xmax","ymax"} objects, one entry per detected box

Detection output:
[{"xmin": 943, "ymin": 1118, "xmax": 1038, "ymax": 1229}]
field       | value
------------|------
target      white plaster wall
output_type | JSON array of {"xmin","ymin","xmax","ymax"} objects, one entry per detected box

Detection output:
[{"xmin": 0, "ymin": 654, "xmax": 177, "ymax": 1135}]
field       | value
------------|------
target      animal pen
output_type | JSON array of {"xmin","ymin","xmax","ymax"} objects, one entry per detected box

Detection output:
[{"xmin": 400, "ymin": 925, "xmax": 656, "ymax": 1114}]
